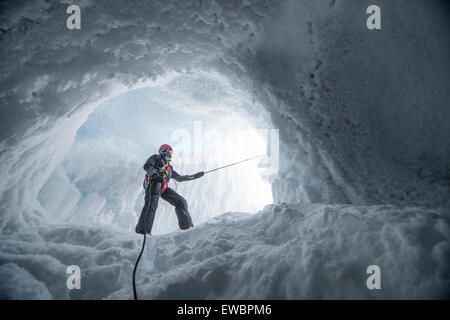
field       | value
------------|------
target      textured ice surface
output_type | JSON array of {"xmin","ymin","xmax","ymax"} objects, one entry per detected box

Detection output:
[
  {"xmin": 1, "ymin": 204, "xmax": 449, "ymax": 299},
  {"xmin": 1, "ymin": 0, "xmax": 449, "ymax": 299}
]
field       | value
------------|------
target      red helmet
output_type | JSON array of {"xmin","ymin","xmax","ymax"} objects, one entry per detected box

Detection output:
[{"xmin": 159, "ymin": 144, "xmax": 173, "ymax": 154}]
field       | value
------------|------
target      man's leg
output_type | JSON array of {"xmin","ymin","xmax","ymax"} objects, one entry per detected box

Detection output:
[
  {"xmin": 135, "ymin": 181, "xmax": 161, "ymax": 234},
  {"xmin": 161, "ymin": 187, "xmax": 193, "ymax": 230}
]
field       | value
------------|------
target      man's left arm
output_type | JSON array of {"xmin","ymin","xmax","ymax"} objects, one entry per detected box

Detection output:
[{"xmin": 172, "ymin": 170, "xmax": 204, "ymax": 182}]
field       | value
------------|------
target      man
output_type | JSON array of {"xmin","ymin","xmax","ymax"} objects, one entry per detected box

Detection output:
[{"xmin": 135, "ymin": 144, "xmax": 204, "ymax": 235}]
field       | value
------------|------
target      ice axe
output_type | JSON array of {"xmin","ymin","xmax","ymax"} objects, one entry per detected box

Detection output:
[{"xmin": 204, "ymin": 154, "xmax": 264, "ymax": 174}]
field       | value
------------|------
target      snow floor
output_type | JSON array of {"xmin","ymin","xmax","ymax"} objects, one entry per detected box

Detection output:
[{"xmin": 1, "ymin": 203, "xmax": 449, "ymax": 299}]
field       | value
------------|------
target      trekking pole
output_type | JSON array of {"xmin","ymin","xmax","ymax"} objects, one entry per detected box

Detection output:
[{"xmin": 204, "ymin": 154, "xmax": 264, "ymax": 174}]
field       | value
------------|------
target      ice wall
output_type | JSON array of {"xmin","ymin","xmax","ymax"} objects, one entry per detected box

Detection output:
[
  {"xmin": 1, "ymin": 1, "xmax": 449, "ymax": 234},
  {"xmin": 0, "ymin": 0, "xmax": 449, "ymax": 300},
  {"xmin": 246, "ymin": 0, "xmax": 450, "ymax": 206}
]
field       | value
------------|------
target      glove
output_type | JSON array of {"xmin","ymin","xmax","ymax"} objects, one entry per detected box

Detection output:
[{"xmin": 193, "ymin": 171, "xmax": 204, "ymax": 179}]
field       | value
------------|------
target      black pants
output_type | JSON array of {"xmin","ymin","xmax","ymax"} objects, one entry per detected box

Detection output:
[{"xmin": 135, "ymin": 181, "xmax": 194, "ymax": 234}]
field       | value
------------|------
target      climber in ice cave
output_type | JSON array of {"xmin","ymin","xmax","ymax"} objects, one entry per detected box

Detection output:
[{"xmin": 136, "ymin": 144, "xmax": 204, "ymax": 235}]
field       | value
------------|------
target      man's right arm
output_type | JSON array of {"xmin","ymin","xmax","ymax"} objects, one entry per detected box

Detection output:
[{"xmin": 143, "ymin": 154, "xmax": 159, "ymax": 177}]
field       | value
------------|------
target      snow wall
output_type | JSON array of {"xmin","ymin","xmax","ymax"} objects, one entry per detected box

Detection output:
[{"xmin": 0, "ymin": 0, "xmax": 449, "ymax": 299}]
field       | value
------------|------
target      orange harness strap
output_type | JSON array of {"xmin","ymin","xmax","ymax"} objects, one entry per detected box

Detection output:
[
  {"xmin": 143, "ymin": 157, "xmax": 172, "ymax": 195},
  {"xmin": 159, "ymin": 157, "xmax": 172, "ymax": 194}
]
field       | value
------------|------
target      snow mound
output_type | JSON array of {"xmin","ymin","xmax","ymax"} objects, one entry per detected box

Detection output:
[
  {"xmin": 0, "ymin": 263, "xmax": 52, "ymax": 299},
  {"xmin": 0, "ymin": 224, "xmax": 138, "ymax": 299},
  {"xmin": 110, "ymin": 204, "xmax": 450, "ymax": 299},
  {"xmin": 1, "ymin": 204, "xmax": 449, "ymax": 299}
]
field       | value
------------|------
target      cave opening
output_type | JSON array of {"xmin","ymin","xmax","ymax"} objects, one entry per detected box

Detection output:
[{"xmin": 37, "ymin": 70, "xmax": 275, "ymax": 234}]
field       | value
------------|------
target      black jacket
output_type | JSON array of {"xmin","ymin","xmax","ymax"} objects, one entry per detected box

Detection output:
[{"xmin": 143, "ymin": 154, "xmax": 200, "ymax": 182}]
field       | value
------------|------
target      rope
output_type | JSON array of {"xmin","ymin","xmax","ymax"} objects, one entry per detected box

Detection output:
[
  {"xmin": 132, "ymin": 229, "xmax": 146, "ymax": 300},
  {"xmin": 132, "ymin": 184, "xmax": 153, "ymax": 300},
  {"xmin": 204, "ymin": 154, "xmax": 264, "ymax": 174}
]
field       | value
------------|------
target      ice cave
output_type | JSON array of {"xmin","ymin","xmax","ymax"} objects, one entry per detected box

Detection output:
[{"xmin": 0, "ymin": 0, "xmax": 449, "ymax": 299}]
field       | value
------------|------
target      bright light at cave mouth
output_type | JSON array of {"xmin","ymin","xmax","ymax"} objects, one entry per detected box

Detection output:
[{"xmin": 38, "ymin": 72, "xmax": 274, "ymax": 235}]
